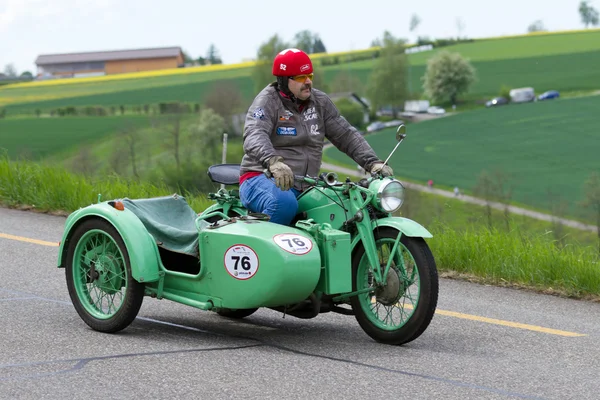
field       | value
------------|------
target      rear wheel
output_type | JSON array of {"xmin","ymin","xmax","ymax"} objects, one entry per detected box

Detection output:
[
  {"xmin": 350, "ymin": 228, "xmax": 438, "ymax": 345},
  {"xmin": 65, "ymin": 218, "xmax": 145, "ymax": 333}
]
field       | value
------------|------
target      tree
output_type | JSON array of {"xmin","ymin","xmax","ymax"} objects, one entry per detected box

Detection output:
[
  {"xmin": 580, "ymin": 171, "xmax": 600, "ymax": 253},
  {"xmin": 422, "ymin": 50, "xmax": 476, "ymax": 105},
  {"xmin": 527, "ymin": 20, "xmax": 546, "ymax": 32},
  {"xmin": 182, "ymin": 50, "xmax": 194, "ymax": 63},
  {"xmin": 3, "ymin": 64, "xmax": 17, "ymax": 78},
  {"xmin": 20, "ymin": 71, "xmax": 33, "ymax": 79},
  {"xmin": 313, "ymin": 37, "xmax": 327, "ymax": 53},
  {"xmin": 204, "ymin": 81, "xmax": 244, "ymax": 132},
  {"xmin": 330, "ymin": 71, "xmax": 364, "ymax": 93},
  {"xmin": 206, "ymin": 44, "xmax": 223, "ymax": 64},
  {"xmin": 579, "ymin": 1, "xmax": 599, "ymax": 28},
  {"xmin": 333, "ymin": 98, "xmax": 364, "ymax": 127},
  {"xmin": 366, "ymin": 31, "xmax": 409, "ymax": 117},
  {"xmin": 456, "ymin": 17, "xmax": 466, "ymax": 39},
  {"xmin": 293, "ymin": 30, "xmax": 327, "ymax": 54},
  {"xmin": 251, "ymin": 34, "xmax": 290, "ymax": 93},
  {"xmin": 409, "ymin": 14, "xmax": 421, "ymax": 34}
]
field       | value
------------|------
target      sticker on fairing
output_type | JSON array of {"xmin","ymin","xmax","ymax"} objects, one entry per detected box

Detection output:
[
  {"xmin": 224, "ymin": 245, "xmax": 259, "ymax": 280},
  {"xmin": 277, "ymin": 127, "xmax": 297, "ymax": 136},
  {"xmin": 273, "ymin": 234, "xmax": 313, "ymax": 255}
]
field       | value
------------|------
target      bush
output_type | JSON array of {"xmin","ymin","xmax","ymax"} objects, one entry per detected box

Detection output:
[
  {"xmin": 499, "ymin": 84, "xmax": 512, "ymax": 100},
  {"xmin": 334, "ymin": 98, "xmax": 365, "ymax": 128}
]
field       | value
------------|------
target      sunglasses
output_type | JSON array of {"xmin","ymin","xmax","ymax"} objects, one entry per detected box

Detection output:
[{"xmin": 289, "ymin": 73, "xmax": 314, "ymax": 83}]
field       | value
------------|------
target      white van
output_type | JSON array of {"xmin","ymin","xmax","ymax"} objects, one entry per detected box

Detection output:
[{"xmin": 509, "ymin": 87, "xmax": 536, "ymax": 103}]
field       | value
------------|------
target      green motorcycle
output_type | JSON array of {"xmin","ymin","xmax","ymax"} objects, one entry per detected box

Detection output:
[{"xmin": 57, "ymin": 125, "xmax": 439, "ymax": 345}]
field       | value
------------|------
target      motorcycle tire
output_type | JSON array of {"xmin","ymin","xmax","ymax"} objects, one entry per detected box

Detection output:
[
  {"xmin": 350, "ymin": 227, "xmax": 438, "ymax": 345},
  {"xmin": 65, "ymin": 218, "xmax": 145, "ymax": 333}
]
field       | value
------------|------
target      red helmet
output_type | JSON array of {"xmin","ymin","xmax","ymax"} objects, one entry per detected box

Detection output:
[{"xmin": 272, "ymin": 48, "xmax": 313, "ymax": 77}]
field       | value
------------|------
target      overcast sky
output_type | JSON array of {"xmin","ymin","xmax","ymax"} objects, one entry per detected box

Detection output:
[{"xmin": 0, "ymin": 0, "xmax": 590, "ymax": 74}]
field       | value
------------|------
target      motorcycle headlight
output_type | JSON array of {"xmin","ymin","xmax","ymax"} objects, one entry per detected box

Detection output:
[{"xmin": 369, "ymin": 178, "xmax": 405, "ymax": 213}]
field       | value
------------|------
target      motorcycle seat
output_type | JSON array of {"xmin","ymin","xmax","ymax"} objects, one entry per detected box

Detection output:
[{"xmin": 208, "ymin": 164, "xmax": 241, "ymax": 185}]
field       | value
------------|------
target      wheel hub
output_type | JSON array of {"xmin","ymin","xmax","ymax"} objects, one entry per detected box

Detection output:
[
  {"xmin": 92, "ymin": 254, "xmax": 123, "ymax": 294},
  {"xmin": 375, "ymin": 265, "xmax": 404, "ymax": 306}
]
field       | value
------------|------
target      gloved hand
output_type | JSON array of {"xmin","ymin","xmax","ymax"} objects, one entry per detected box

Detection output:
[
  {"xmin": 269, "ymin": 156, "xmax": 294, "ymax": 191},
  {"xmin": 370, "ymin": 162, "xmax": 394, "ymax": 177}
]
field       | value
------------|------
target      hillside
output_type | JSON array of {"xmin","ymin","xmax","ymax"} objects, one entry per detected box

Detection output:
[
  {"xmin": 325, "ymin": 94, "xmax": 600, "ymax": 221},
  {"xmin": 2, "ymin": 29, "xmax": 600, "ymax": 114}
]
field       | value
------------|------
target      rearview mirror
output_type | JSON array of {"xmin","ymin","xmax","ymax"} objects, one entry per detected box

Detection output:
[{"xmin": 396, "ymin": 124, "xmax": 406, "ymax": 141}]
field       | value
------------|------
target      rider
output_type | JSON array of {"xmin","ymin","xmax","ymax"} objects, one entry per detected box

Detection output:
[{"xmin": 238, "ymin": 48, "xmax": 393, "ymax": 225}]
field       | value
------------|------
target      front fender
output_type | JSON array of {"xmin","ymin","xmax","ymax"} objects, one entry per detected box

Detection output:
[
  {"xmin": 351, "ymin": 216, "xmax": 433, "ymax": 250},
  {"xmin": 57, "ymin": 203, "xmax": 161, "ymax": 283},
  {"xmin": 375, "ymin": 217, "xmax": 433, "ymax": 238}
]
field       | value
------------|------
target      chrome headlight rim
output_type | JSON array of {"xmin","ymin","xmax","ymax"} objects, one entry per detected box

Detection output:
[{"xmin": 371, "ymin": 178, "xmax": 405, "ymax": 213}]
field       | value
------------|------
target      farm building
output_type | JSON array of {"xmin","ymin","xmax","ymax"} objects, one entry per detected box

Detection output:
[{"xmin": 35, "ymin": 46, "xmax": 184, "ymax": 78}]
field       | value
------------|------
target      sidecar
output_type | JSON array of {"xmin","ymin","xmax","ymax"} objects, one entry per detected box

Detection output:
[{"xmin": 56, "ymin": 169, "xmax": 333, "ymax": 333}]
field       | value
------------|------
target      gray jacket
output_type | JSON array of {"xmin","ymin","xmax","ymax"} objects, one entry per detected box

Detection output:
[{"xmin": 240, "ymin": 83, "xmax": 381, "ymax": 191}]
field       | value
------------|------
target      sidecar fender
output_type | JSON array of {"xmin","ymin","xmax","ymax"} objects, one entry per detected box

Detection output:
[
  {"xmin": 57, "ymin": 203, "xmax": 161, "ymax": 283},
  {"xmin": 351, "ymin": 217, "xmax": 432, "ymax": 250}
]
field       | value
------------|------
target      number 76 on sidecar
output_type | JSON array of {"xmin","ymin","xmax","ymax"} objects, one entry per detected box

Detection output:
[{"xmin": 57, "ymin": 125, "xmax": 439, "ymax": 345}]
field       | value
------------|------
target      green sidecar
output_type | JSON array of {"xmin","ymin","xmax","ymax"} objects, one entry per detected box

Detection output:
[{"xmin": 57, "ymin": 125, "xmax": 439, "ymax": 345}]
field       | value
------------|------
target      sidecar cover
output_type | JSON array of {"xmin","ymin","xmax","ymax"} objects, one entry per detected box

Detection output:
[{"xmin": 122, "ymin": 194, "xmax": 204, "ymax": 258}]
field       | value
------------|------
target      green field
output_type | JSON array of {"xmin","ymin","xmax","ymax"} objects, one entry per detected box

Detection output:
[
  {"xmin": 0, "ymin": 116, "xmax": 154, "ymax": 160},
  {"xmin": 3, "ymin": 30, "xmax": 600, "ymax": 114},
  {"xmin": 326, "ymin": 94, "xmax": 600, "ymax": 220}
]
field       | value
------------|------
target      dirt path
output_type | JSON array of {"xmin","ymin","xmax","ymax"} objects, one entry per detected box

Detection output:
[{"xmin": 320, "ymin": 161, "xmax": 597, "ymax": 233}]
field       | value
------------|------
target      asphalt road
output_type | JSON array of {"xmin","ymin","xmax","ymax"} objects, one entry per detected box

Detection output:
[{"xmin": 1, "ymin": 207, "xmax": 599, "ymax": 400}]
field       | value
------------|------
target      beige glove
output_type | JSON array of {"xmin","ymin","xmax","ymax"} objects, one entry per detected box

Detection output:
[
  {"xmin": 370, "ymin": 162, "xmax": 394, "ymax": 177},
  {"xmin": 269, "ymin": 156, "xmax": 294, "ymax": 191}
]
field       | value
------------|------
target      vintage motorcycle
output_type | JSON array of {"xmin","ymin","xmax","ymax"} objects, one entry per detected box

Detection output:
[{"xmin": 57, "ymin": 125, "xmax": 439, "ymax": 345}]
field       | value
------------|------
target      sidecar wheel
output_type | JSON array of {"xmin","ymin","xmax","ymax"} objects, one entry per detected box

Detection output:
[
  {"xmin": 65, "ymin": 218, "xmax": 145, "ymax": 333},
  {"xmin": 216, "ymin": 308, "xmax": 258, "ymax": 319},
  {"xmin": 350, "ymin": 228, "xmax": 438, "ymax": 345}
]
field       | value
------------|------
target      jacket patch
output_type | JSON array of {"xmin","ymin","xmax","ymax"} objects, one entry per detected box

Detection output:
[
  {"xmin": 310, "ymin": 124, "xmax": 320, "ymax": 135},
  {"xmin": 279, "ymin": 110, "xmax": 293, "ymax": 121},
  {"xmin": 252, "ymin": 107, "xmax": 266, "ymax": 120},
  {"xmin": 277, "ymin": 127, "xmax": 297, "ymax": 136},
  {"xmin": 304, "ymin": 107, "xmax": 318, "ymax": 121}
]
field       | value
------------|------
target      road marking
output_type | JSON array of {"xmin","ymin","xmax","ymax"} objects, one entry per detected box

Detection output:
[
  {"xmin": 435, "ymin": 309, "xmax": 586, "ymax": 337},
  {"xmin": 0, "ymin": 233, "xmax": 59, "ymax": 247},
  {"xmin": 1, "ymin": 232, "xmax": 588, "ymax": 337}
]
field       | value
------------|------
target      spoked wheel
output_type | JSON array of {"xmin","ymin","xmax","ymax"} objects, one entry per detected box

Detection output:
[
  {"xmin": 216, "ymin": 308, "xmax": 258, "ymax": 319},
  {"xmin": 350, "ymin": 227, "xmax": 438, "ymax": 345},
  {"xmin": 65, "ymin": 218, "xmax": 145, "ymax": 333}
]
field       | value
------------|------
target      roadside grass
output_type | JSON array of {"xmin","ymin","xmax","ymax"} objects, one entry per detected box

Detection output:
[
  {"xmin": 325, "ymin": 94, "xmax": 600, "ymax": 221},
  {"xmin": 0, "ymin": 153, "xmax": 212, "ymax": 213},
  {"xmin": 1, "ymin": 155, "xmax": 598, "ymax": 300}
]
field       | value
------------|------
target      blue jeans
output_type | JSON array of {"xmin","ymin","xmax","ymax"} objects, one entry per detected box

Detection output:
[{"xmin": 239, "ymin": 174, "xmax": 301, "ymax": 225}]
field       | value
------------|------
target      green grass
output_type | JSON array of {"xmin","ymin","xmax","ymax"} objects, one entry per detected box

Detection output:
[
  {"xmin": 326, "ymin": 94, "xmax": 600, "ymax": 220},
  {"xmin": 0, "ymin": 115, "xmax": 155, "ymax": 160},
  {"xmin": 3, "ymin": 29, "xmax": 600, "ymax": 113},
  {"xmin": 1, "ymin": 155, "xmax": 598, "ymax": 299}
]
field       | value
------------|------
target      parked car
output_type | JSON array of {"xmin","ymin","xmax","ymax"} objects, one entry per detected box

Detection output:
[
  {"xmin": 538, "ymin": 90, "xmax": 560, "ymax": 101},
  {"xmin": 383, "ymin": 119, "xmax": 404, "ymax": 128},
  {"xmin": 427, "ymin": 106, "xmax": 446, "ymax": 115},
  {"xmin": 366, "ymin": 121, "xmax": 386, "ymax": 133},
  {"xmin": 485, "ymin": 97, "xmax": 509, "ymax": 107},
  {"xmin": 509, "ymin": 87, "xmax": 536, "ymax": 103}
]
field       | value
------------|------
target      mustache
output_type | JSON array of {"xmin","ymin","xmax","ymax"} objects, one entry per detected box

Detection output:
[{"xmin": 301, "ymin": 84, "xmax": 312, "ymax": 90}]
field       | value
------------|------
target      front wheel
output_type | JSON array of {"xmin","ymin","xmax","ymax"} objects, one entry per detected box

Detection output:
[
  {"xmin": 65, "ymin": 218, "xmax": 145, "ymax": 333},
  {"xmin": 350, "ymin": 228, "xmax": 438, "ymax": 345}
]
